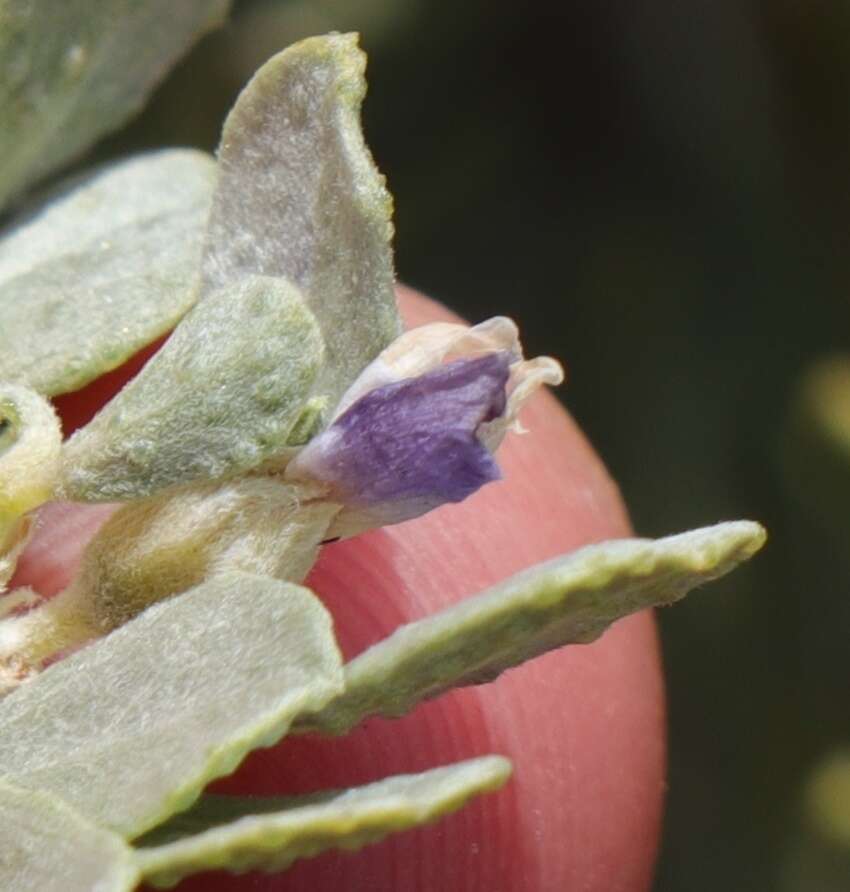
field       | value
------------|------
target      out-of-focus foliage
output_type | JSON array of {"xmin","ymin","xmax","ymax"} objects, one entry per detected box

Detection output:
[
  {"xmin": 0, "ymin": 0, "xmax": 229, "ymax": 212},
  {"xmin": 22, "ymin": 1, "xmax": 850, "ymax": 888}
]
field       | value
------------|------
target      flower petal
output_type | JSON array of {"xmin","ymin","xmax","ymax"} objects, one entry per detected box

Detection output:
[
  {"xmin": 334, "ymin": 317, "xmax": 522, "ymax": 418},
  {"xmin": 287, "ymin": 353, "xmax": 512, "ymax": 535},
  {"xmin": 478, "ymin": 355, "xmax": 565, "ymax": 453}
]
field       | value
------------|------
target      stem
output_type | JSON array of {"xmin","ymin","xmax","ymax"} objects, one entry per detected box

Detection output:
[{"xmin": 0, "ymin": 515, "xmax": 34, "ymax": 593}]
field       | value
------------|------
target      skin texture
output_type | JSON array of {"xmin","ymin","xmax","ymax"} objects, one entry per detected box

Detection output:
[{"xmin": 13, "ymin": 286, "xmax": 666, "ymax": 891}]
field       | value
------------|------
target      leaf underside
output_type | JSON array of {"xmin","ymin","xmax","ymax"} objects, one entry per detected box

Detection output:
[
  {"xmin": 202, "ymin": 32, "xmax": 401, "ymax": 415},
  {"xmin": 0, "ymin": 778, "xmax": 138, "ymax": 892},
  {"xmin": 0, "ymin": 0, "xmax": 230, "ymax": 212},
  {"xmin": 60, "ymin": 275, "xmax": 324, "ymax": 501},
  {"xmin": 0, "ymin": 150, "xmax": 217, "ymax": 396},
  {"xmin": 135, "ymin": 756, "xmax": 511, "ymax": 888},
  {"xmin": 296, "ymin": 521, "xmax": 767, "ymax": 736},
  {"xmin": 0, "ymin": 571, "xmax": 343, "ymax": 839}
]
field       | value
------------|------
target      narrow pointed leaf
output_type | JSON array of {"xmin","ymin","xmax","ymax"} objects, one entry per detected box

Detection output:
[
  {"xmin": 297, "ymin": 521, "xmax": 766, "ymax": 736},
  {"xmin": 782, "ymin": 356, "xmax": 850, "ymax": 532},
  {"xmin": 0, "ymin": 778, "xmax": 139, "ymax": 892},
  {"xmin": 60, "ymin": 275, "xmax": 324, "ymax": 501},
  {"xmin": 135, "ymin": 756, "xmax": 511, "ymax": 888},
  {"xmin": 0, "ymin": 571, "xmax": 344, "ymax": 838},
  {"xmin": 0, "ymin": 150, "xmax": 217, "ymax": 396},
  {"xmin": 202, "ymin": 33, "xmax": 401, "ymax": 414},
  {"xmin": 0, "ymin": 0, "xmax": 229, "ymax": 210}
]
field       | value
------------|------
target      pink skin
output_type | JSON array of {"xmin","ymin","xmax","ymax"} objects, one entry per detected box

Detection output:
[{"xmin": 12, "ymin": 287, "xmax": 666, "ymax": 891}]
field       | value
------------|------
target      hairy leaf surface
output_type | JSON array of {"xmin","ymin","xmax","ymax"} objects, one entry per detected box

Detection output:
[
  {"xmin": 0, "ymin": 150, "xmax": 216, "ymax": 396},
  {"xmin": 203, "ymin": 33, "xmax": 400, "ymax": 416},
  {"xmin": 0, "ymin": 0, "xmax": 229, "ymax": 209},
  {"xmin": 297, "ymin": 522, "xmax": 766, "ymax": 735},
  {"xmin": 60, "ymin": 275, "xmax": 324, "ymax": 501},
  {"xmin": 0, "ymin": 571, "xmax": 343, "ymax": 838},
  {"xmin": 0, "ymin": 778, "xmax": 139, "ymax": 892}
]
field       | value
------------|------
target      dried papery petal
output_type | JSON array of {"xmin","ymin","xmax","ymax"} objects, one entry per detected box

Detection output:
[
  {"xmin": 287, "ymin": 353, "xmax": 511, "ymax": 536},
  {"xmin": 203, "ymin": 33, "xmax": 401, "ymax": 416},
  {"xmin": 297, "ymin": 521, "xmax": 767, "ymax": 736}
]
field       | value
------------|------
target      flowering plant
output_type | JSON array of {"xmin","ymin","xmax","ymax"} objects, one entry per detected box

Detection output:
[{"xmin": 0, "ymin": 12, "xmax": 764, "ymax": 891}]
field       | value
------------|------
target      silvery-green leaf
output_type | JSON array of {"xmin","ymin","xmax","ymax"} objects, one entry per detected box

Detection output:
[
  {"xmin": 0, "ymin": 150, "xmax": 216, "ymax": 397},
  {"xmin": 297, "ymin": 521, "xmax": 766, "ymax": 736},
  {"xmin": 0, "ymin": 0, "xmax": 229, "ymax": 210},
  {"xmin": 202, "ymin": 33, "xmax": 401, "ymax": 415},
  {"xmin": 0, "ymin": 571, "xmax": 344, "ymax": 838},
  {"xmin": 60, "ymin": 275, "xmax": 324, "ymax": 501},
  {"xmin": 135, "ymin": 756, "xmax": 511, "ymax": 888},
  {"xmin": 0, "ymin": 778, "xmax": 139, "ymax": 892}
]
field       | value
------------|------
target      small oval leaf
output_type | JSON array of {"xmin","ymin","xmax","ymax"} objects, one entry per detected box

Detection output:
[
  {"xmin": 60, "ymin": 275, "xmax": 325, "ymax": 501},
  {"xmin": 135, "ymin": 756, "xmax": 511, "ymax": 888},
  {"xmin": 0, "ymin": 571, "xmax": 344, "ymax": 838},
  {"xmin": 0, "ymin": 150, "xmax": 217, "ymax": 396},
  {"xmin": 0, "ymin": 778, "xmax": 139, "ymax": 892}
]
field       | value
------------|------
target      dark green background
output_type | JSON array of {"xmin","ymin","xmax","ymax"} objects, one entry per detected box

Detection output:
[{"xmin": 101, "ymin": 2, "xmax": 850, "ymax": 888}]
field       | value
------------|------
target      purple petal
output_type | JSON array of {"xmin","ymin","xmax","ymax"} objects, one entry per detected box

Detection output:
[{"xmin": 290, "ymin": 353, "xmax": 511, "ymax": 522}]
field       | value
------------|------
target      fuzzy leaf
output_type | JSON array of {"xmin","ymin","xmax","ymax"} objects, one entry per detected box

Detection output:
[
  {"xmin": 60, "ymin": 275, "xmax": 324, "ymax": 501},
  {"xmin": 0, "ymin": 0, "xmax": 229, "ymax": 210},
  {"xmin": 297, "ymin": 521, "xmax": 766, "ymax": 736},
  {"xmin": 0, "ymin": 150, "xmax": 217, "ymax": 396},
  {"xmin": 202, "ymin": 33, "xmax": 400, "ymax": 416},
  {"xmin": 0, "ymin": 571, "xmax": 344, "ymax": 838},
  {"xmin": 135, "ymin": 756, "xmax": 511, "ymax": 888},
  {"xmin": 0, "ymin": 778, "xmax": 139, "ymax": 892}
]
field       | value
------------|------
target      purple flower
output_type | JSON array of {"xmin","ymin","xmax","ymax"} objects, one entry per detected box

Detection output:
[
  {"xmin": 286, "ymin": 317, "xmax": 563, "ymax": 538},
  {"xmin": 290, "ymin": 353, "xmax": 510, "ymax": 528}
]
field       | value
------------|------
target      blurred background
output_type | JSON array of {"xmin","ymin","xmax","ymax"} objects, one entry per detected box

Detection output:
[{"xmin": 99, "ymin": 1, "xmax": 850, "ymax": 888}]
